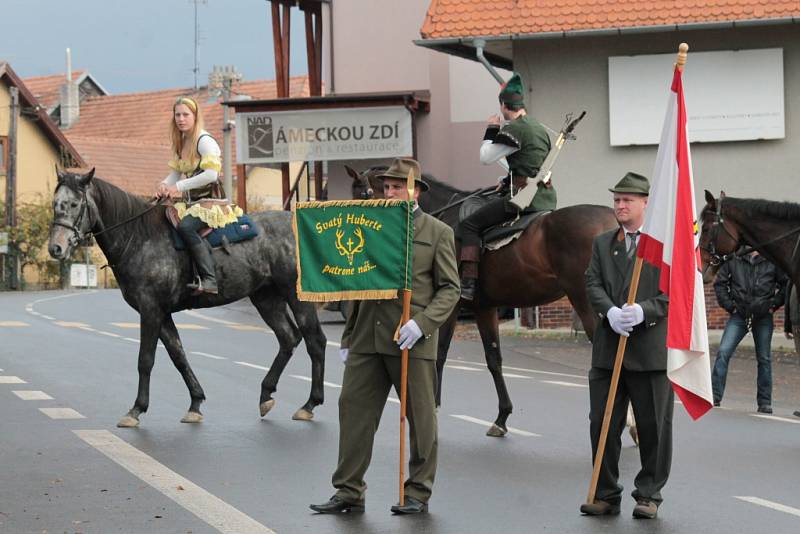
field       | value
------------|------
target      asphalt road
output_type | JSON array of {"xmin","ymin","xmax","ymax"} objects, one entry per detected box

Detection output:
[{"xmin": 1, "ymin": 289, "xmax": 799, "ymax": 534}]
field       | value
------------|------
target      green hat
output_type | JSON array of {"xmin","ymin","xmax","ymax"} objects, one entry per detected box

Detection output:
[
  {"xmin": 609, "ymin": 172, "xmax": 650, "ymax": 195},
  {"xmin": 376, "ymin": 157, "xmax": 429, "ymax": 191},
  {"xmin": 499, "ymin": 72, "xmax": 525, "ymax": 106}
]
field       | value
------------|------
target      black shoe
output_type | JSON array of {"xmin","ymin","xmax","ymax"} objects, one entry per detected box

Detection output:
[
  {"xmin": 757, "ymin": 405, "xmax": 773, "ymax": 414},
  {"xmin": 460, "ymin": 278, "xmax": 477, "ymax": 301},
  {"xmin": 309, "ymin": 495, "xmax": 364, "ymax": 514},
  {"xmin": 713, "ymin": 400, "xmax": 721, "ymax": 407},
  {"xmin": 580, "ymin": 500, "xmax": 620, "ymax": 516},
  {"xmin": 794, "ymin": 410, "xmax": 800, "ymax": 418},
  {"xmin": 390, "ymin": 496, "xmax": 428, "ymax": 515}
]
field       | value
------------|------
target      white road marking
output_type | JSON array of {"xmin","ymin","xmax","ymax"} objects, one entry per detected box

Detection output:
[
  {"xmin": 502, "ymin": 372, "xmax": 533, "ymax": 379},
  {"xmin": 40, "ymin": 315, "xmax": 55, "ymax": 320},
  {"xmin": 734, "ymin": 496, "xmax": 800, "ymax": 518},
  {"xmin": 79, "ymin": 326, "xmax": 97, "ymax": 332},
  {"xmin": 13, "ymin": 390, "xmax": 53, "ymax": 400},
  {"xmin": 111, "ymin": 322, "xmax": 140, "ymax": 329},
  {"xmin": 387, "ymin": 396, "xmax": 400, "ymax": 404},
  {"xmin": 542, "ymin": 380, "xmax": 589, "ymax": 388},
  {"xmin": 327, "ymin": 341, "xmax": 341, "ymax": 347},
  {"xmin": 227, "ymin": 325, "xmax": 270, "ymax": 332},
  {"xmin": 0, "ymin": 376, "xmax": 26, "ymax": 384},
  {"xmin": 183, "ymin": 309, "xmax": 239, "ymax": 325},
  {"xmin": 0, "ymin": 320, "xmax": 30, "ymax": 327},
  {"xmin": 29, "ymin": 290, "xmax": 97, "ymax": 305},
  {"xmin": 175, "ymin": 323, "xmax": 208, "ymax": 330},
  {"xmin": 191, "ymin": 351, "xmax": 227, "ymax": 360},
  {"xmin": 449, "ymin": 415, "xmax": 541, "ymax": 437},
  {"xmin": 123, "ymin": 337, "xmax": 139, "ymax": 343},
  {"xmin": 74, "ymin": 430, "xmax": 276, "ymax": 534},
  {"xmin": 54, "ymin": 321, "xmax": 90, "ymax": 328},
  {"xmin": 751, "ymin": 414, "xmax": 800, "ymax": 425},
  {"xmin": 446, "ymin": 365, "xmax": 482, "ymax": 372},
  {"xmin": 289, "ymin": 374, "xmax": 342, "ymax": 389},
  {"xmin": 97, "ymin": 331, "xmax": 121, "ymax": 338},
  {"xmin": 39, "ymin": 407, "xmax": 85, "ymax": 419},
  {"xmin": 450, "ymin": 359, "xmax": 586, "ymax": 380},
  {"xmin": 235, "ymin": 361, "xmax": 269, "ymax": 371}
]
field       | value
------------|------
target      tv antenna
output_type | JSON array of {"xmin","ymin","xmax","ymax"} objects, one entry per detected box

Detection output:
[{"xmin": 191, "ymin": 0, "xmax": 207, "ymax": 89}]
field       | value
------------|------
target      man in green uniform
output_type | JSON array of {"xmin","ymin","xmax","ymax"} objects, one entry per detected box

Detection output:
[
  {"xmin": 458, "ymin": 72, "xmax": 555, "ymax": 300},
  {"xmin": 581, "ymin": 173, "xmax": 672, "ymax": 520},
  {"xmin": 310, "ymin": 157, "xmax": 460, "ymax": 515}
]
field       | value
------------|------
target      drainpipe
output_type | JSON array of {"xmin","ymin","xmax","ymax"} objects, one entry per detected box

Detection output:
[{"xmin": 473, "ymin": 38, "xmax": 504, "ymax": 84}]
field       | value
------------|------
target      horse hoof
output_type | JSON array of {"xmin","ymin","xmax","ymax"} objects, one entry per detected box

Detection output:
[
  {"xmin": 260, "ymin": 399, "xmax": 275, "ymax": 417},
  {"xmin": 117, "ymin": 415, "xmax": 140, "ymax": 428},
  {"xmin": 486, "ymin": 424, "xmax": 507, "ymax": 437},
  {"xmin": 180, "ymin": 411, "xmax": 203, "ymax": 424},
  {"xmin": 292, "ymin": 408, "xmax": 314, "ymax": 421}
]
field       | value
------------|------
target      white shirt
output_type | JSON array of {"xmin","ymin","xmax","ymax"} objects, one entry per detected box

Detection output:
[{"xmin": 161, "ymin": 133, "xmax": 221, "ymax": 192}]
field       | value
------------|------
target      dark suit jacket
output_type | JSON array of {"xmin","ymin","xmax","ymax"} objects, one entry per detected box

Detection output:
[
  {"xmin": 585, "ymin": 227, "xmax": 669, "ymax": 371},
  {"xmin": 341, "ymin": 210, "xmax": 460, "ymax": 360}
]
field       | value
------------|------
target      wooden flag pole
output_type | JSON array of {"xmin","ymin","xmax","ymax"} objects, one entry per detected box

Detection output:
[
  {"xmin": 586, "ymin": 256, "xmax": 644, "ymax": 504},
  {"xmin": 398, "ymin": 168, "xmax": 415, "ymax": 506}
]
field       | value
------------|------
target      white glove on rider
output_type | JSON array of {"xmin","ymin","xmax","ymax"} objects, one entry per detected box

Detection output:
[
  {"xmin": 621, "ymin": 303, "xmax": 645, "ymax": 327},
  {"xmin": 397, "ymin": 319, "xmax": 423, "ymax": 350},
  {"xmin": 339, "ymin": 348, "xmax": 349, "ymax": 363},
  {"xmin": 607, "ymin": 306, "xmax": 631, "ymax": 337}
]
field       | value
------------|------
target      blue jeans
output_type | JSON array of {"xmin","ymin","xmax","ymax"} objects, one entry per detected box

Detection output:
[{"xmin": 711, "ymin": 313, "xmax": 773, "ymax": 407}]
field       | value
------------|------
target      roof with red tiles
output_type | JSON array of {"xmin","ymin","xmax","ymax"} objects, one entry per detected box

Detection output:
[
  {"xmin": 0, "ymin": 62, "xmax": 85, "ymax": 167},
  {"xmin": 420, "ymin": 0, "xmax": 800, "ymax": 39},
  {"xmin": 23, "ymin": 71, "xmax": 86, "ymax": 110}
]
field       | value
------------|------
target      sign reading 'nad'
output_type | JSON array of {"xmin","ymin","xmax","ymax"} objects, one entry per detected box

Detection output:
[{"xmin": 235, "ymin": 106, "xmax": 413, "ymax": 164}]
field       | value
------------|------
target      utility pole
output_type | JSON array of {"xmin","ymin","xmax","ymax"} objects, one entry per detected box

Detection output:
[
  {"xmin": 5, "ymin": 87, "xmax": 19, "ymax": 289},
  {"xmin": 208, "ymin": 65, "xmax": 242, "ymax": 200}
]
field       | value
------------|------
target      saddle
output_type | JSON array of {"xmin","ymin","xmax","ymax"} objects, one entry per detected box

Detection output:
[
  {"xmin": 166, "ymin": 206, "xmax": 259, "ymax": 252},
  {"xmin": 458, "ymin": 196, "xmax": 549, "ymax": 251}
]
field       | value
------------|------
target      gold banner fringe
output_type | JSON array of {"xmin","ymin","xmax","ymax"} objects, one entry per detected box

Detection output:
[
  {"xmin": 294, "ymin": 199, "xmax": 407, "ymax": 210},
  {"xmin": 297, "ymin": 288, "xmax": 400, "ymax": 303}
]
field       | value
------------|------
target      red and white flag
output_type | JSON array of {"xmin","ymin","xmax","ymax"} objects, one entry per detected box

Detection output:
[{"xmin": 637, "ymin": 65, "xmax": 714, "ymax": 420}]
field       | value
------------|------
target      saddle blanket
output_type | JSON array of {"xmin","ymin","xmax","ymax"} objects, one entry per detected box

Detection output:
[
  {"xmin": 457, "ymin": 195, "xmax": 549, "ymax": 251},
  {"xmin": 170, "ymin": 214, "xmax": 259, "ymax": 250}
]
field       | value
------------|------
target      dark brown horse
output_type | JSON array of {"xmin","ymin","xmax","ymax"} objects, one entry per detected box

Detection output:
[
  {"xmin": 700, "ymin": 191, "xmax": 800, "ymax": 288},
  {"xmin": 349, "ymin": 166, "xmax": 618, "ymax": 436}
]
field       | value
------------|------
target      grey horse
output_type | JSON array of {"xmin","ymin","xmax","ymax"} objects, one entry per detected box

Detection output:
[{"xmin": 48, "ymin": 168, "xmax": 326, "ymax": 428}]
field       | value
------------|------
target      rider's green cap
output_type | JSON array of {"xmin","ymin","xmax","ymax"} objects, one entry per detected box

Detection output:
[
  {"xmin": 376, "ymin": 157, "xmax": 429, "ymax": 191},
  {"xmin": 499, "ymin": 72, "xmax": 525, "ymax": 106},
  {"xmin": 609, "ymin": 172, "xmax": 650, "ymax": 195}
]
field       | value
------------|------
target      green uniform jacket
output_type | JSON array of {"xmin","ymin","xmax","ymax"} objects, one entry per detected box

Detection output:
[
  {"xmin": 585, "ymin": 228, "xmax": 669, "ymax": 371},
  {"xmin": 341, "ymin": 210, "xmax": 460, "ymax": 360}
]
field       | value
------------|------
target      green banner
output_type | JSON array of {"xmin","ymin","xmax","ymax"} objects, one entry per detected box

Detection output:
[{"xmin": 293, "ymin": 199, "xmax": 413, "ymax": 302}]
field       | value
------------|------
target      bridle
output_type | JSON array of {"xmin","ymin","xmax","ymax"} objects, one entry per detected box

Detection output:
[{"xmin": 356, "ymin": 174, "xmax": 375, "ymax": 200}]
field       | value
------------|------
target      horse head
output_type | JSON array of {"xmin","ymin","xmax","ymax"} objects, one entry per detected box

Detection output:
[
  {"xmin": 346, "ymin": 165, "xmax": 387, "ymax": 200},
  {"xmin": 698, "ymin": 190, "xmax": 741, "ymax": 283},
  {"xmin": 48, "ymin": 167, "xmax": 97, "ymax": 260}
]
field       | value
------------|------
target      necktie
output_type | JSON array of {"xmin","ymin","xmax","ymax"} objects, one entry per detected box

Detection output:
[{"xmin": 626, "ymin": 231, "xmax": 640, "ymax": 258}]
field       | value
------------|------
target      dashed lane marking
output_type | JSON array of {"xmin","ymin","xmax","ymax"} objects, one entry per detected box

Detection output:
[
  {"xmin": 449, "ymin": 415, "xmax": 541, "ymax": 437},
  {"xmin": 0, "ymin": 376, "xmax": 27, "ymax": 384},
  {"xmin": 734, "ymin": 496, "xmax": 800, "ymax": 518},
  {"xmin": 123, "ymin": 337, "xmax": 139, "ymax": 343},
  {"xmin": 97, "ymin": 331, "xmax": 121, "ymax": 338},
  {"xmin": 449, "ymin": 359, "xmax": 586, "ymax": 380},
  {"xmin": 227, "ymin": 325, "xmax": 270, "ymax": 332},
  {"xmin": 74, "ymin": 430, "xmax": 276, "ymax": 534},
  {"xmin": 289, "ymin": 374, "xmax": 342, "ymax": 389},
  {"xmin": 39, "ymin": 407, "xmax": 85, "ymax": 419},
  {"xmin": 183, "ymin": 309, "xmax": 239, "ymax": 326},
  {"xmin": 751, "ymin": 414, "xmax": 800, "ymax": 425},
  {"xmin": 0, "ymin": 321, "xmax": 30, "ymax": 327},
  {"xmin": 542, "ymin": 380, "xmax": 589, "ymax": 388},
  {"xmin": 327, "ymin": 341, "xmax": 341, "ymax": 347},
  {"xmin": 502, "ymin": 372, "xmax": 534, "ymax": 379},
  {"xmin": 13, "ymin": 390, "xmax": 53, "ymax": 400},
  {"xmin": 111, "ymin": 322, "xmax": 140, "ymax": 329},
  {"xmin": 235, "ymin": 361, "xmax": 269, "ymax": 371},
  {"xmin": 446, "ymin": 365, "xmax": 482, "ymax": 372},
  {"xmin": 175, "ymin": 324, "xmax": 208, "ymax": 330},
  {"xmin": 54, "ymin": 321, "xmax": 90, "ymax": 328},
  {"xmin": 191, "ymin": 351, "xmax": 227, "ymax": 360}
]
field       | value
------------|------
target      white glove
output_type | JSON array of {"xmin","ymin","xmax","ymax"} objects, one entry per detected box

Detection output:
[
  {"xmin": 621, "ymin": 303, "xmax": 644, "ymax": 327},
  {"xmin": 339, "ymin": 348, "xmax": 349, "ymax": 363},
  {"xmin": 397, "ymin": 319, "xmax": 423, "ymax": 350},
  {"xmin": 607, "ymin": 306, "xmax": 631, "ymax": 337}
]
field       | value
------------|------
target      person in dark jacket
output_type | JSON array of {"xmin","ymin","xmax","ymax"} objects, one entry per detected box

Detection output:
[
  {"xmin": 782, "ymin": 282, "xmax": 800, "ymax": 418},
  {"xmin": 712, "ymin": 251, "xmax": 787, "ymax": 413}
]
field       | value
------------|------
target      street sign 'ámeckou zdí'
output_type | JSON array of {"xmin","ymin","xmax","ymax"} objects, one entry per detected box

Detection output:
[{"xmin": 293, "ymin": 199, "xmax": 414, "ymax": 302}]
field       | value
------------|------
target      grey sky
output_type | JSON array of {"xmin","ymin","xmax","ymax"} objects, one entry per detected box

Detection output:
[{"xmin": 0, "ymin": 0, "xmax": 309, "ymax": 93}]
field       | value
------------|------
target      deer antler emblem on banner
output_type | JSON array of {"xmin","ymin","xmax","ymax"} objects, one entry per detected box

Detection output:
[{"xmin": 335, "ymin": 227, "xmax": 365, "ymax": 265}]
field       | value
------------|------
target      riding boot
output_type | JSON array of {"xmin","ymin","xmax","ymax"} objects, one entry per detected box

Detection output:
[
  {"xmin": 459, "ymin": 245, "xmax": 481, "ymax": 301},
  {"xmin": 187, "ymin": 242, "xmax": 218, "ymax": 295}
]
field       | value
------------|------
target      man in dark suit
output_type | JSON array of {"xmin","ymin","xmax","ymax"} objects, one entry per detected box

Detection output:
[
  {"xmin": 580, "ymin": 172, "xmax": 671, "ymax": 520},
  {"xmin": 310, "ymin": 157, "xmax": 460, "ymax": 516}
]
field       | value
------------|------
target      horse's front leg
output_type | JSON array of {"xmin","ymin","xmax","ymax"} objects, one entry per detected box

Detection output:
[
  {"xmin": 435, "ymin": 307, "xmax": 459, "ymax": 407},
  {"xmin": 475, "ymin": 306, "xmax": 512, "ymax": 437},
  {"xmin": 159, "ymin": 314, "xmax": 206, "ymax": 423},
  {"xmin": 117, "ymin": 311, "xmax": 163, "ymax": 428}
]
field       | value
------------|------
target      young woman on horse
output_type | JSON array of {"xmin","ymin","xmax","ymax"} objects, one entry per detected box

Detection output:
[
  {"xmin": 156, "ymin": 96, "xmax": 241, "ymax": 294},
  {"xmin": 457, "ymin": 72, "xmax": 555, "ymax": 300}
]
